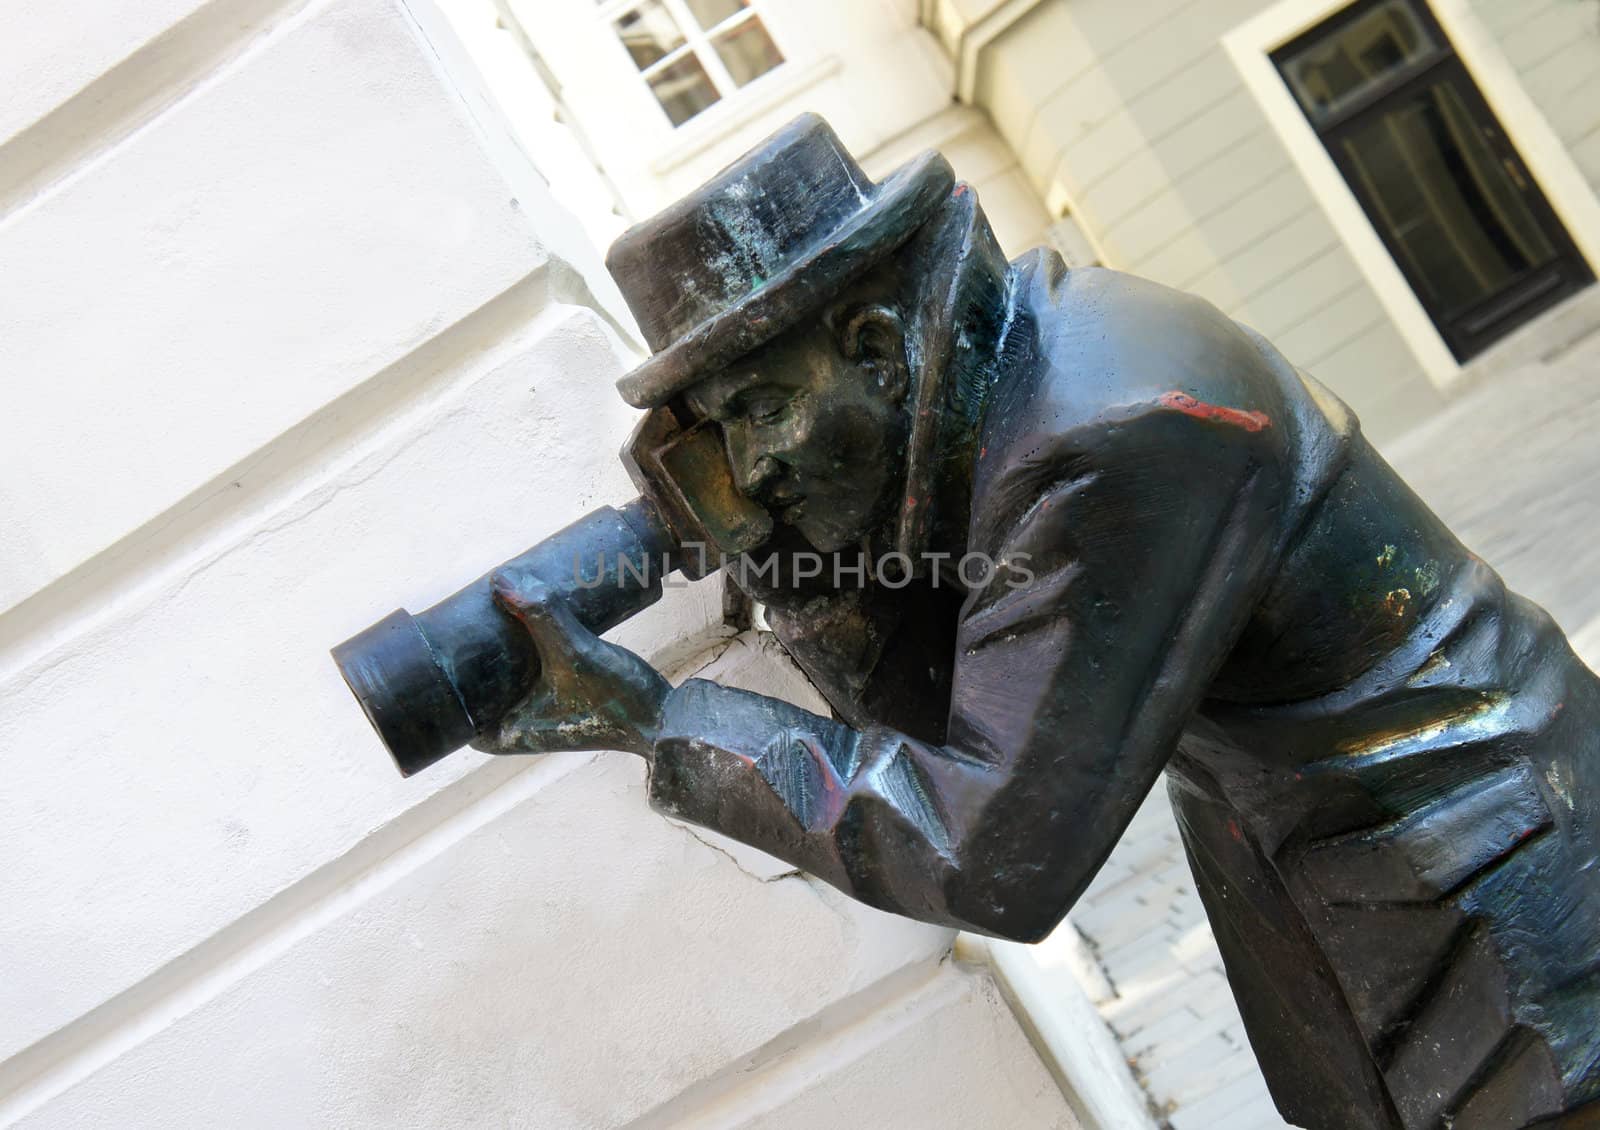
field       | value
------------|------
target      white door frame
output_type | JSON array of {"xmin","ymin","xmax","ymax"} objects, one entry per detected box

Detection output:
[{"xmin": 1223, "ymin": 0, "xmax": 1600, "ymax": 392}]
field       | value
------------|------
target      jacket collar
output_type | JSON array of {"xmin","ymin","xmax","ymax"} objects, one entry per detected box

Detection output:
[{"xmin": 889, "ymin": 188, "xmax": 1016, "ymax": 568}]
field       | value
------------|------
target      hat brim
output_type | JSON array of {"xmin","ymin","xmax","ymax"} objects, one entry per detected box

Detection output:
[{"xmin": 616, "ymin": 151, "xmax": 956, "ymax": 410}]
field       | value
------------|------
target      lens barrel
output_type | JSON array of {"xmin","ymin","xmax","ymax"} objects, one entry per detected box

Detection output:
[{"xmin": 331, "ymin": 498, "xmax": 676, "ymax": 777}]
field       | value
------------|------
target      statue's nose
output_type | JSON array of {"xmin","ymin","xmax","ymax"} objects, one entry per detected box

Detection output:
[
  {"xmin": 739, "ymin": 454, "xmax": 780, "ymax": 497},
  {"xmin": 727, "ymin": 426, "xmax": 780, "ymax": 497}
]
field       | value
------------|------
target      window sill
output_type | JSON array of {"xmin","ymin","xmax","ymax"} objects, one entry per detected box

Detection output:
[{"xmin": 648, "ymin": 55, "xmax": 842, "ymax": 177}]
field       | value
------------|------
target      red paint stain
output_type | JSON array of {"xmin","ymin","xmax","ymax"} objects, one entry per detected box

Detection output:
[
  {"xmin": 1227, "ymin": 819, "xmax": 1242, "ymax": 843},
  {"xmin": 1157, "ymin": 391, "xmax": 1270, "ymax": 432},
  {"xmin": 906, "ymin": 496, "xmax": 918, "ymax": 508}
]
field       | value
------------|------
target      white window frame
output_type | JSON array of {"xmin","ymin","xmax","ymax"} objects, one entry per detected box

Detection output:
[
  {"xmin": 1223, "ymin": 0, "xmax": 1600, "ymax": 392},
  {"xmin": 597, "ymin": 0, "xmax": 785, "ymax": 128}
]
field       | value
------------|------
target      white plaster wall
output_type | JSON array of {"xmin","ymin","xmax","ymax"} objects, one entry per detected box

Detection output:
[
  {"xmin": 0, "ymin": 1, "xmax": 1083, "ymax": 1125},
  {"xmin": 425, "ymin": 0, "xmax": 634, "ymax": 252},
  {"xmin": 1471, "ymin": 0, "xmax": 1600, "ymax": 195}
]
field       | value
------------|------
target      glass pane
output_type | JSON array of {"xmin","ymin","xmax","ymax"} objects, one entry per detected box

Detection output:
[
  {"xmin": 1339, "ymin": 79, "xmax": 1557, "ymax": 316},
  {"xmin": 1281, "ymin": 0, "xmax": 1437, "ymax": 123},
  {"xmin": 614, "ymin": 1, "xmax": 686, "ymax": 72},
  {"xmin": 684, "ymin": 0, "xmax": 747, "ymax": 30},
  {"xmin": 713, "ymin": 16, "xmax": 783, "ymax": 87},
  {"xmin": 648, "ymin": 54, "xmax": 722, "ymax": 125}
]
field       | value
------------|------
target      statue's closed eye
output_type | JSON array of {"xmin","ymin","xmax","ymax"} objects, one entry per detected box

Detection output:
[{"xmin": 745, "ymin": 396, "xmax": 793, "ymax": 425}]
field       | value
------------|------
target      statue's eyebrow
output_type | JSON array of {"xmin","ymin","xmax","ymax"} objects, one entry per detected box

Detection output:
[
  {"xmin": 685, "ymin": 379, "xmax": 734, "ymax": 421},
  {"xmin": 699, "ymin": 372, "xmax": 773, "ymax": 420},
  {"xmin": 728, "ymin": 381, "xmax": 797, "ymax": 416}
]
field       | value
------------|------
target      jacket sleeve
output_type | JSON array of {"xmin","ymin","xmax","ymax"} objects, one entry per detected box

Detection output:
[{"xmin": 650, "ymin": 380, "xmax": 1291, "ymax": 944}]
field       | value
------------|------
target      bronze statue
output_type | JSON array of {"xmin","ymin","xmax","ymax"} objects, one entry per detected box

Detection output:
[{"xmin": 333, "ymin": 115, "xmax": 1599, "ymax": 1129}]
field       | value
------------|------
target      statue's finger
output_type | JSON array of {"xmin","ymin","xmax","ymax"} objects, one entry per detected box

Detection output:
[
  {"xmin": 488, "ymin": 569, "xmax": 555, "ymax": 621},
  {"xmin": 511, "ymin": 587, "xmax": 613, "ymax": 682},
  {"xmin": 471, "ymin": 719, "xmax": 573, "ymax": 755},
  {"xmin": 489, "ymin": 571, "xmax": 593, "ymax": 674}
]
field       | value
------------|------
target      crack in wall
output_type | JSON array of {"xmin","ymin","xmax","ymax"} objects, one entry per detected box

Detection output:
[{"xmin": 674, "ymin": 820, "xmax": 803, "ymax": 885}]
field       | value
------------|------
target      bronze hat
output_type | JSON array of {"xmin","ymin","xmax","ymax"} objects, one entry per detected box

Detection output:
[{"xmin": 607, "ymin": 113, "xmax": 955, "ymax": 409}]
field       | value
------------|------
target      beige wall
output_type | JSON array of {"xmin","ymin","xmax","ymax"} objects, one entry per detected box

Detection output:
[
  {"xmin": 859, "ymin": 103, "xmax": 1054, "ymax": 256},
  {"xmin": 1472, "ymin": 0, "xmax": 1600, "ymax": 196}
]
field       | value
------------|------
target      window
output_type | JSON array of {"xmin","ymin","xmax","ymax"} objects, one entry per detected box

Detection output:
[
  {"xmin": 603, "ymin": 0, "xmax": 784, "ymax": 127},
  {"xmin": 1272, "ymin": 0, "xmax": 1592, "ymax": 361}
]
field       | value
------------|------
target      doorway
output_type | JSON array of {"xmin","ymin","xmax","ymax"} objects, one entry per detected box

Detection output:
[{"xmin": 1273, "ymin": 0, "xmax": 1594, "ymax": 361}]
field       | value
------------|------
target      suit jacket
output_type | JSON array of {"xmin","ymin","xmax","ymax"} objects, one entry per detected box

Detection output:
[{"xmin": 647, "ymin": 257, "xmax": 1600, "ymax": 1129}]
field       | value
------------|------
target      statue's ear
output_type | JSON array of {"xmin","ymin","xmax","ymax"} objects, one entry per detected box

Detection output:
[{"xmin": 838, "ymin": 304, "xmax": 909, "ymax": 404}]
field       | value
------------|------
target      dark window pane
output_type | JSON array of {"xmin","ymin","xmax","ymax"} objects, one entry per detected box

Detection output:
[
  {"xmin": 614, "ymin": 2, "xmax": 686, "ymax": 71},
  {"xmin": 1340, "ymin": 80, "xmax": 1557, "ymax": 315},
  {"xmin": 1281, "ymin": 0, "xmax": 1436, "ymax": 122},
  {"xmin": 648, "ymin": 53, "xmax": 722, "ymax": 125},
  {"xmin": 684, "ymin": 0, "xmax": 747, "ymax": 30},
  {"xmin": 713, "ymin": 16, "xmax": 783, "ymax": 87}
]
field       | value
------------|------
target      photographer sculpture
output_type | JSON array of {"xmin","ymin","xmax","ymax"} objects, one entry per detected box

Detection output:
[{"xmin": 339, "ymin": 115, "xmax": 1599, "ymax": 1129}]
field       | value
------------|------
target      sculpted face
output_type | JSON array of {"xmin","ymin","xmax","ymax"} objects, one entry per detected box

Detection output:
[{"xmin": 685, "ymin": 303, "xmax": 911, "ymax": 554}]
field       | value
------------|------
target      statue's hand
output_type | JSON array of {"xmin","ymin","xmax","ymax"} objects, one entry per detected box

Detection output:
[{"xmin": 470, "ymin": 570, "xmax": 669, "ymax": 759}]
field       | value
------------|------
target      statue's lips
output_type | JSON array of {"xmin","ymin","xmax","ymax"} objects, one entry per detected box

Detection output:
[{"xmin": 766, "ymin": 483, "xmax": 806, "ymax": 525}]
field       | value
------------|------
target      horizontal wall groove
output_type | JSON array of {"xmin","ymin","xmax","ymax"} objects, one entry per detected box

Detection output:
[
  {"xmin": 1271, "ymin": 276, "xmax": 1368, "ymax": 341},
  {"xmin": 1122, "ymin": 167, "xmax": 1306, "ymax": 275},
  {"xmin": 0, "ymin": 751, "xmax": 592, "ymax": 1126},
  {"xmin": 1046, "ymin": 76, "xmax": 1237, "ymax": 202},
  {"xmin": 1302, "ymin": 312, "xmax": 1395, "ymax": 372},
  {"xmin": 0, "ymin": 264, "xmax": 595, "ymax": 688},
  {"xmin": 1036, "ymin": 40, "xmax": 1230, "ymax": 177},
  {"xmin": 0, "ymin": 0, "xmax": 319, "ymax": 229},
  {"xmin": 1229, "ymin": 237, "xmax": 1341, "ymax": 312},
  {"xmin": 1101, "ymin": 142, "xmax": 1292, "ymax": 244},
  {"xmin": 1011, "ymin": 0, "xmax": 1211, "ymax": 170},
  {"xmin": 0, "ymin": 618, "xmax": 877, "ymax": 1125},
  {"xmin": 623, "ymin": 955, "xmax": 960, "ymax": 1130},
  {"xmin": 1089, "ymin": 123, "xmax": 1270, "ymax": 236},
  {"xmin": 1178, "ymin": 214, "xmax": 1329, "ymax": 297}
]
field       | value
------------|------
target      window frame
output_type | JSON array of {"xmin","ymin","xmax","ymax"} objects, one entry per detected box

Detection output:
[{"xmin": 597, "ymin": 0, "xmax": 785, "ymax": 128}]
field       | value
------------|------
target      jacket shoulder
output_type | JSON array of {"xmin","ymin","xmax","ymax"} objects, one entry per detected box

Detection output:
[
  {"xmin": 970, "ymin": 265, "xmax": 1311, "ymax": 549},
  {"xmin": 1008, "ymin": 263, "xmax": 1297, "ymax": 427}
]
